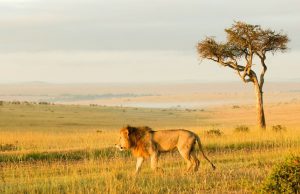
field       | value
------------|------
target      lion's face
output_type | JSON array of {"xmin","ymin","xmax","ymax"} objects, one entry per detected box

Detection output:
[{"xmin": 115, "ymin": 129, "xmax": 131, "ymax": 151}]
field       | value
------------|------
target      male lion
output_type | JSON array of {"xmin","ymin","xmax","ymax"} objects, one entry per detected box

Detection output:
[{"xmin": 115, "ymin": 125, "xmax": 216, "ymax": 174}]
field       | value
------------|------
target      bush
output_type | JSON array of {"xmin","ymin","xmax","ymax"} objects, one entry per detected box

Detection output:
[
  {"xmin": 39, "ymin": 101, "xmax": 50, "ymax": 105},
  {"xmin": 272, "ymin": 125, "xmax": 286, "ymax": 132},
  {"xmin": 0, "ymin": 143, "xmax": 18, "ymax": 151},
  {"xmin": 260, "ymin": 155, "xmax": 300, "ymax": 194},
  {"xmin": 234, "ymin": 125, "xmax": 249, "ymax": 133},
  {"xmin": 205, "ymin": 129, "xmax": 223, "ymax": 136}
]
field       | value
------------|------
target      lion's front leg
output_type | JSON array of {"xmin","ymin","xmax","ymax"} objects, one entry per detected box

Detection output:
[
  {"xmin": 150, "ymin": 152, "xmax": 163, "ymax": 173},
  {"xmin": 135, "ymin": 157, "xmax": 144, "ymax": 174},
  {"xmin": 150, "ymin": 153, "xmax": 158, "ymax": 170}
]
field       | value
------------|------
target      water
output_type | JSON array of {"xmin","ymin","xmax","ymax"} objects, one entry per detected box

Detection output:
[{"xmin": 120, "ymin": 100, "xmax": 239, "ymax": 109}]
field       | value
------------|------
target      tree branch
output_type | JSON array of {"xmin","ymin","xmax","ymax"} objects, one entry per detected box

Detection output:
[
  {"xmin": 259, "ymin": 55, "xmax": 267, "ymax": 91},
  {"xmin": 216, "ymin": 57, "xmax": 254, "ymax": 83}
]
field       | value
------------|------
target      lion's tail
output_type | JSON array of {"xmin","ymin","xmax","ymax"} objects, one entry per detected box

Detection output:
[{"xmin": 195, "ymin": 135, "xmax": 216, "ymax": 170}]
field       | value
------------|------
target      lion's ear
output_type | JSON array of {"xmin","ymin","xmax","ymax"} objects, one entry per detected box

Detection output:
[{"xmin": 124, "ymin": 129, "xmax": 129, "ymax": 136}]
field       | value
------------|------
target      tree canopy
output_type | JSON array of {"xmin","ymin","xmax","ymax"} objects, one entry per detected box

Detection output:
[{"xmin": 197, "ymin": 21, "xmax": 289, "ymax": 88}]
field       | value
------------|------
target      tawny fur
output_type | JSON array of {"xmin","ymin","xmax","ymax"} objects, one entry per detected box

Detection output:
[{"xmin": 116, "ymin": 125, "xmax": 216, "ymax": 173}]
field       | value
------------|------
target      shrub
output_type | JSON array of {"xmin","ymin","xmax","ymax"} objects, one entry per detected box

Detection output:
[
  {"xmin": 205, "ymin": 129, "xmax": 223, "ymax": 137},
  {"xmin": 260, "ymin": 155, "xmax": 300, "ymax": 194},
  {"xmin": 39, "ymin": 101, "xmax": 50, "ymax": 105},
  {"xmin": 0, "ymin": 143, "xmax": 18, "ymax": 151},
  {"xmin": 234, "ymin": 125, "xmax": 249, "ymax": 133},
  {"xmin": 272, "ymin": 125, "xmax": 286, "ymax": 132},
  {"xmin": 232, "ymin": 105, "xmax": 240, "ymax": 109}
]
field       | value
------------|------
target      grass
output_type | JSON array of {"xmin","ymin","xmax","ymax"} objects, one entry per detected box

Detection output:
[
  {"xmin": 0, "ymin": 103, "xmax": 212, "ymax": 131},
  {"xmin": 0, "ymin": 102, "xmax": 300, "ymax": 193},
  {"xmin": 1, "ymin": 148, "xmax": 298, "ymax": 194},
  {"xmin": 0, "ymin": 148, "xmax": 131, "ymax": 163}
]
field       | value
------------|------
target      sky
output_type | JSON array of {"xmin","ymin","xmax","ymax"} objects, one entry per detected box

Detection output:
[{"xmin": 1, "ymin": 0, "xmax": 300, "ymax": 83}]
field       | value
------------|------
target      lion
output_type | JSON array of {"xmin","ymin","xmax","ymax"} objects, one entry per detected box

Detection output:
[{"xmin": 115, "ymin": 125, "xmax": 216, "ymax": 174}]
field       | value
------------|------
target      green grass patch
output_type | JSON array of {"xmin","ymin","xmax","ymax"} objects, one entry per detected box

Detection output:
[
  {"xmin": 1, "ymin": 139, "xmax": 299, "ymax": 163},
  {"xmin": 0, "ymin": 148, "xmax": 131, "ymax": 163},
  {"xmin": 204, "ymin": 139, "xmax": 300, "ymax": 153}
]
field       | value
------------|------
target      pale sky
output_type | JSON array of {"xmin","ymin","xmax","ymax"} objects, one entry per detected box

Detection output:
[{"xmin": 1, "ymin": 0, "xmax": 300, "ymax": 83}]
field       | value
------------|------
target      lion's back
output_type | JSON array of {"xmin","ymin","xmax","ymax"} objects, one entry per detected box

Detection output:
[{"xmin": 152, "ymin": 129, "xmax": 196, "ymax": 151}]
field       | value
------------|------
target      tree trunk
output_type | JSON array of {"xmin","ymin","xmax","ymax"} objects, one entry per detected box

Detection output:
[{"xmin": 254, "ymin": 82, "xmax": 266, "ymax": 129}]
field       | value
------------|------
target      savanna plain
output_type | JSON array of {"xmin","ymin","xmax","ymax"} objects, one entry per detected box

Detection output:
[{"xmin": 0, "ymin": 83, "xmax": 300, "ymax": 194}]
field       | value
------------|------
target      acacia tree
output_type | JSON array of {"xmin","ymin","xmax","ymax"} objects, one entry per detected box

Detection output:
[{"xmin": 197, "ymin": 21, "xmax": 289, "ymax": 129}]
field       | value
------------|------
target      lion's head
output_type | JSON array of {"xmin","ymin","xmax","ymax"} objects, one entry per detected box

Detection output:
[{"xmin": 115, "ymin": 125, "xmax": 153, "ymax": 151}]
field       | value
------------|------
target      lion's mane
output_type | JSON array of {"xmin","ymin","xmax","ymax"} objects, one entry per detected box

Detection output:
[{"xmin": 121, "ymin": 125, "xmax": 154, "ymax": 157}]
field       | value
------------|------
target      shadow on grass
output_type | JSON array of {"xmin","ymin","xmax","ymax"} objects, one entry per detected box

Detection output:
[
  {"xmin": 0, "ymin": 147, "xmax": 131, "ymax": 163},
  {"xmin": 1, "ymin": 139, "xmax": 299, "ymax": 163},
  {"xmin": 205, "ymin": 140, "xmax": 300, "ymax": 153}
]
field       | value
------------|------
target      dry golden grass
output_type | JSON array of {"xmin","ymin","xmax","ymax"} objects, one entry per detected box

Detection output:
[{"xmin": 0, "ymin": 101, "xmax": 300, "ymax": 193}]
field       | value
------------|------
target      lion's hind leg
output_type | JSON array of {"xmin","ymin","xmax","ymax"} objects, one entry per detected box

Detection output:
[
  {"xmin": 178, "ymin": 146, "xmax": 193, "ymax": 172},
  {"xmin": 190, "ymin": 151, "xmax": 200, "ymax": 172}
]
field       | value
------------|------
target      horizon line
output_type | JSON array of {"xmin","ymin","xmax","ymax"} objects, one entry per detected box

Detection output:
[{"xmin": 0, "ymin": 79, "xmax": 300, "ymax": 85}]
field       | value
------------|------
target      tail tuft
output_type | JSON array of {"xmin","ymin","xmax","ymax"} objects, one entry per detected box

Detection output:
[{"xmin": 211, "ymin": 164, "xmax": 216, "ymax": 170}]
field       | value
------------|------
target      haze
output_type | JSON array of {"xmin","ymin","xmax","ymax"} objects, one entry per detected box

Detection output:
[{"xmin": 1, "ymin": 0, "xmax": 300, "ymax": 83}]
